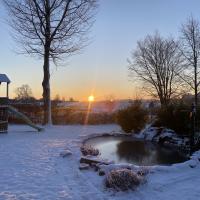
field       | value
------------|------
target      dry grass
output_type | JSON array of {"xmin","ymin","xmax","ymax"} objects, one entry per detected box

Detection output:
[
  {"xmin": 81, "ymin": 145, "xmax": 99, "ymax": 156},
  {"xmin": 105, "ymin": 168, "xmax": 143, "ymax": 191}
]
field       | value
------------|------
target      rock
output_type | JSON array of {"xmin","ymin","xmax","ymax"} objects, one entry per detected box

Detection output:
[
  {"xmin": 91, "ymin": 163, "xmax": 99, "ymax": 171},
  {"xmin": 80, "ymin": 156, "xmax": 113, "ymax": 165},
  {"xmin": 99, "ymin": 170, "xmax": 105, "ymax": 176},
  {"xmin": 126, "ymin": 166, "xmax": 132, "ymax": 170},
  {"xmin": 189, "ymin": 164, "xmax": 196, "ymax": 168},
  {"xmin": 60, "ymin": 150, "xmax": 72, "ymax": 157},
  {"xmin": 189, "ymin": 160, "xmax": 197, "ymax": 168},
  {"xmin": 79, "ymin": 163, "xmax": 90, "ymax": 170}
]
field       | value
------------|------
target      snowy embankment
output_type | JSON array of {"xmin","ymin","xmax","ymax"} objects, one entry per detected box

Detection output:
[{"xmin": 0, "ymin": 125, "xmax": 199, "ymax": 200}]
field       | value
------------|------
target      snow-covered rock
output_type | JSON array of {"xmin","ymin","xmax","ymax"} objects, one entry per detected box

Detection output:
[
  {"xmin": 79, "ymin": 163, "xmax": 90, "ymax": 170},
  {"xmin": 140, "ymin": 125, "xmax": 190, "ymax": 151},
  {"xmin": 80, "ymin": 156, "xmax": 114, "ymax": 165},
  {"xmin": 60, "ymin": 149, "xmax": 72, "ymax": 157}
]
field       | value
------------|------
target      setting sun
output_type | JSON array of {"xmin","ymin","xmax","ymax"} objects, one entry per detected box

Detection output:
[{"xmin": 88, "ymin": 95, "xmax": 95, "ymax": 102}]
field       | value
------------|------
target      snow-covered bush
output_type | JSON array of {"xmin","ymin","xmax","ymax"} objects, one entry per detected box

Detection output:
[
  {"xmin": 116, "ymin": 100, "xmax": 148, "ymax": 133},
  {"xmin": 81, "ymin": 145, "xmax": 99, "ymax": 156},
  {"xmin": 105, "ymin": 168, "xmax": 143, "ymax": 191}
]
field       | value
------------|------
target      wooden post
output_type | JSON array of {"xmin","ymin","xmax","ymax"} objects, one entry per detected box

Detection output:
[
  {"xmin": 190, "ymin": 103, "xmax": 196, "ymax": 155},
  {"xmin": 0, "ymin": 75, "xmax": 10, "ymax": 133},
  {"xmin": 6, "ymin": 83, "xmax": 9, "ymax": 98}
]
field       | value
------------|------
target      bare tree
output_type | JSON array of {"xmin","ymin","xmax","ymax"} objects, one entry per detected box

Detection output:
[
  {"xmin": 15, "ymin": 84, "xmax": 33, "ymax": 100},
  {"xmin": 4, "ymin": 0, "xmax": 98, "ymax": 124},
  {"xmin": 128, "ymin": 33, "xmax": 183, "ymax": 106},
  {"xmin": 180, "ymin": 16, "xmax": 200, "ymax": 107}
]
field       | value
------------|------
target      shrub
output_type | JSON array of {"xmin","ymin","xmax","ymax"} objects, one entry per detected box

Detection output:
[
  {"xmin": 116, "ymin": 100, "xmax": 148, "ymax": 133},
  {"xmin": 155, "ymin": 101, "xmax": 191, "ymax": 135},
  {"xmin": 105, "ymin": 169, "xmax": 142, "ymax": 191},
  {"xmin": 81, "ymin": 145, "xmax": 99, "ymax": 156}
]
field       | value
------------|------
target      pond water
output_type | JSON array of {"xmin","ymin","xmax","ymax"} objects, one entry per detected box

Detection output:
[{"xmin": 85, "ymin": 136, "xmax": 188, "ymax": 166}]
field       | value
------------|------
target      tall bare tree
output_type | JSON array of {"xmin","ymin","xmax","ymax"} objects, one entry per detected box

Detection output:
[
  {"xmin": 4, "ymin": 0, "xmax": 97, "ymax": 124},
  {"xmin": 128, "ymin": 33, "xmax": 183, "ymax": 106},
  {"xmin": 15, "ymin": 84, "xmax": 33, "ymax": 100},
  {"xmin": 180, "ymin": 16, "xmax": 200, "ymax": 107}
]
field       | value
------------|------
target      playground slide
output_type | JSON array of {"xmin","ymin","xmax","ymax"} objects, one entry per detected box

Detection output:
[{"xmin": 8, "ymin": 106, "xmax": 43, "ymax": 132}]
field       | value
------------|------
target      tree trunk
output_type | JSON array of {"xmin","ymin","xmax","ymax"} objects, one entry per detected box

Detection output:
[
  {"xmin": 42, "ymin": 45, "xmax": 52, "ymax": 125},
  {"xmin": 194, "ymin": 62, "xmax": 198, "ymax": 107},
  {"xmin": 42, "ymin": 0, "xmax": 52, "ymax": 125}
]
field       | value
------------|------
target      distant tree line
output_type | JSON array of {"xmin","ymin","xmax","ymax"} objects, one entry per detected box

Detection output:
[{"xmin": 14, "ymin": 84, "xmax": 77, "ymax": 104}]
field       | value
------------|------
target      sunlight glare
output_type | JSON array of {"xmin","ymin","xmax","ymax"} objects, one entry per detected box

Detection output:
[{"xmin": 88, "ymin": 95, "xmax": 94, "ymax": 102}]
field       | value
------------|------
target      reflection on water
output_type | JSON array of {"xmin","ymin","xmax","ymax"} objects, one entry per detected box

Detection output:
[{"xmin": 85, "ymin": 136, "xmax": 188, "ymax": 166}]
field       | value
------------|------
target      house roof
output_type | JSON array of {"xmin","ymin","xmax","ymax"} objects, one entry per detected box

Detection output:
[{"xmin": 0, "ymin": 74, "xmax": 10, "ymax": 84}]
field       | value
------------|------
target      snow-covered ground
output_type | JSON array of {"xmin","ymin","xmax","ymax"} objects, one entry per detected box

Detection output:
[{"xmin": 0, "ymin": 125, "xmax": 199, "ymax": 200}]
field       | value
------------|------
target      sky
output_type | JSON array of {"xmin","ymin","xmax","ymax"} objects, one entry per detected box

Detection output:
[{"xmin": 1, "ymin": 0, "xmax": 200, "ymax": 101}]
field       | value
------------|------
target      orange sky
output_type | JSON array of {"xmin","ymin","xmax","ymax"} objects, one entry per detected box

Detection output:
[{"xmin": 1, "ymin": 1, "xmax": 199, "ymax": 101}]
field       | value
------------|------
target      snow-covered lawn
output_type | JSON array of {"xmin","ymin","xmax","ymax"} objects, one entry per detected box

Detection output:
[{"xmin": 0, "ymin": 125, "xmax": 199, "ymax": 200}]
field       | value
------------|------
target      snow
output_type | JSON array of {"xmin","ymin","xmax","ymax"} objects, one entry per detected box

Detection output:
[{"xmin": 0, "ymin": 124, "xmax": 199, "ymax": 200}]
